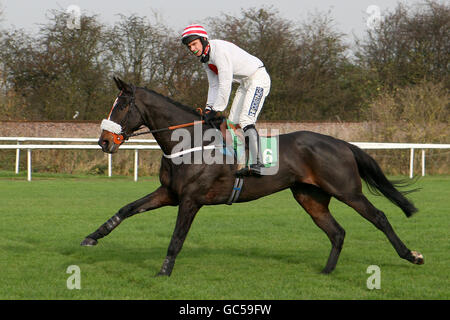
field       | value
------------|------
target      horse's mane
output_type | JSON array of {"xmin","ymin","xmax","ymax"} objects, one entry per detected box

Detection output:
[{"xmin": 138, "ymin": 86, "xmax": 201, "ymax": 117}]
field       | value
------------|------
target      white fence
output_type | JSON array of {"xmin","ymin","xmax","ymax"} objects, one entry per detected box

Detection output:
[
  {"xmin": 0, "ymin": 137, "xmax": 449, "ymax": 181},
  {"xmin": 349, "ymin": 142, "xmax": 450, "ymax": 179},
  {"xmin": 0, "ymin": 137, "xmax": 160, "ymax": 181}
]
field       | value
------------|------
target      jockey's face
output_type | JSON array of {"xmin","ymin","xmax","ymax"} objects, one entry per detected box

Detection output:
[{"xmin": 187, "ymin": 38, "xmax": 203, "ymax": 57}]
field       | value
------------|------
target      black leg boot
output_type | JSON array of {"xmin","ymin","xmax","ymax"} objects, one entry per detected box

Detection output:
[{"xmin": 236, "ymin": 125, "xmax": 264, "ymax": 177}]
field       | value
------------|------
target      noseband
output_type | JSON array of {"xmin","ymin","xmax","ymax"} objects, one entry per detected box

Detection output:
[{"xmin": 100, "ymin": 119, "xmax": 127, "ymax": 144}]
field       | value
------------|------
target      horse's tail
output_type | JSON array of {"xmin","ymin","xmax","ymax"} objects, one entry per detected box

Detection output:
[{"xmin": 347, "ymin": 143, "xmax": 419, "ymax": 217}]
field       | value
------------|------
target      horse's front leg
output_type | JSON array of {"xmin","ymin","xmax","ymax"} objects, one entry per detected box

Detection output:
[
  {"xmin": 157, "ymin": 198, "xmax": 201, "ymax": 276},
  {"xmin": 81, "ymin": 186, "xmax": 177, "ymax": 246}
]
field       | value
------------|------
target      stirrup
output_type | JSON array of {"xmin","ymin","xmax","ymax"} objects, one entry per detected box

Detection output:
[
  {"xmin": 235, "ymin": 166, "xmax": 251, "ymax": 177},
  {"xmin": 249, "ymin": 163, "xmax": 264, "ymax": 176}
]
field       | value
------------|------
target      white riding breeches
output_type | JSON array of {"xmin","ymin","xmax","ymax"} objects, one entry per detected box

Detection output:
[{"xmin": 228, "ymin": 67, "xmax": 271, "ymax": 129}]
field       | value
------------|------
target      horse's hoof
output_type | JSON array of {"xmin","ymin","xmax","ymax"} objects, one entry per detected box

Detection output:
[
  {"xmin": 320, "ymin": 267, "xmax": 334, "ymax": 274},
  {"xmin": 155, "ymin": 272, "xmax": 170, "ymax": 277},
  {"xmin": 411, "ymin": 251, "xmax": 424, "ymax": 265},
  {"xmin": 80, "ymin": 237, "xmax": 98, "ymax": 246}
]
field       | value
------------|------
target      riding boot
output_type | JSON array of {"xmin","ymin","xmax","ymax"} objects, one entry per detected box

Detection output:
[{"xmin": 236, "ymin": 125, "xmax": 265, "ymax": 177}]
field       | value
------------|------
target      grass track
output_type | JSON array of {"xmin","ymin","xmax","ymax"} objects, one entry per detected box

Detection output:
[{"xmin": 0, "ymin": 172, "xmax": 448, "ymax": 299}]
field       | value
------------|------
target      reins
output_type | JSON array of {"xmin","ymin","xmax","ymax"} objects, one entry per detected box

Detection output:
[
  {"xmin": 126, "ymin": 98, "xmax": 223, "ymax": 139},
  {"xmin": 127, "ymin": 117, "xmax": 226, "ymax": 139},
  {"xmin": 107, "ymin": 86, "xmax": 223, "ymax": 142},
  {"xmin": 127, "ymin": 120, "xmax": 206, "ymax": 138}
]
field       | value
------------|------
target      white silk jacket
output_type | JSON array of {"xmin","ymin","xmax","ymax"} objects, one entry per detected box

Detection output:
[{"xmin": 203, "ymin": 39, "xmax": 264, "ymax": 112}]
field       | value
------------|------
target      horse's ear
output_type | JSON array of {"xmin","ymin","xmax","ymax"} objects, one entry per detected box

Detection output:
[
  {"xmin": 113, "ymin": 76, "xmax": 123, "ymax": 91},
  {"xmin": 113, "ymin": 77, "xmax": 133, "ymax": 94}
]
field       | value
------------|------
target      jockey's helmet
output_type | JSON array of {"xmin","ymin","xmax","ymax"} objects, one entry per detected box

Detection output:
[{"xmin": 181, "ymin": 24, "xmax": 208, "ymax": 45}]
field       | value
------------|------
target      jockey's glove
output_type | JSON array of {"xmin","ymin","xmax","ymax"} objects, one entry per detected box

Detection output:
[{"xmin": 203, "ymin": 106, "xmax": 218, "ymax": 122}]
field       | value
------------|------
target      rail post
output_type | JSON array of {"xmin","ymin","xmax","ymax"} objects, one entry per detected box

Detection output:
[
  {"xmin": 15, "ymin": 141, "xmax": 20, "ymax": 174},
  {"xmin": 27, "ymin": 149, "xmax": 32, "ymax": 181},
  {"xmin": 409, "ymin": 148, "xmax": 414, "ymax": 178},
  {"xmin": 134, "ymin": 149, "xmax": 139, "ymax": 182},
  {"xmin": 421, "ymin": 149, "xmax": 425, "ymax": 176},
  {"xmin": 108, "ymin": 153, "xmax": 112, "ymax": 177}
]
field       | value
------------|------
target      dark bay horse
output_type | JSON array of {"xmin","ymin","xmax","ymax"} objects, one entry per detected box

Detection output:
[{"xmin": 81, "ymin": 77, "xmax": 424, "ymax": 276}]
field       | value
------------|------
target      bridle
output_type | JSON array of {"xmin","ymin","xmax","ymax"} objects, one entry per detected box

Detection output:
[{"xmin": 100, "ymin": 87, "xmax": 140, "ymax": 144}]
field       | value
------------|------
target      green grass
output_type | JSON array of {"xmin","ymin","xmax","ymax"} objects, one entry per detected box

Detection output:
[{"xmin": 0, "ymin": 172, "xmax": 448, "ymax": 300}]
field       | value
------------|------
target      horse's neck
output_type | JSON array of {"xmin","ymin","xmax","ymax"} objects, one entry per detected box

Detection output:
[{"xmin": 138, "ymin": 90, "xmax": 200, "ymax": 155}]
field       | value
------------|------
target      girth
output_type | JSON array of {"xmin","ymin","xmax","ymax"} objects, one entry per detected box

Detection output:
[{"xmin": 227, "ymin": 177, "xmax": 244, "ymax": 205}]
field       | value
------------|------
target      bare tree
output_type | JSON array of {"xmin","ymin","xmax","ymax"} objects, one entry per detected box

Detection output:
[
  {"xmin": 1, "ymin": 3, "xmax": 447, "ymax": 122},
  {"xmin": 105, "ymin": 14, "xmax": 165, "ymax": 86},
  {"xmin": 356, "ymin": 0, "xmax": 450, "ymax": 89},
  {"xmin": 208, "ymin": 7, "xmax": 359, "ymax": 120},
  {"xmin": 0, "ymin": 10, "xmax": 113, "ymax": 120}
]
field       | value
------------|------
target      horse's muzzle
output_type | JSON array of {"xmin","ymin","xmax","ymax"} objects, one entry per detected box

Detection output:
[{"xmin": 98, "ymin": 131, "xmax": 122, "ymax": 153}]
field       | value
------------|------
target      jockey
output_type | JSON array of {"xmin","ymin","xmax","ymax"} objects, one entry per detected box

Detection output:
[{"xmin": 181, "ymin": 24, "xmax": 271, "ymax": 176}]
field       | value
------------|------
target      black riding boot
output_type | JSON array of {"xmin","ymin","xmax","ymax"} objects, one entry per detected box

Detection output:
[{"xmin": 236, "ymin": 125, "xmax": 265, "ymax": 177}]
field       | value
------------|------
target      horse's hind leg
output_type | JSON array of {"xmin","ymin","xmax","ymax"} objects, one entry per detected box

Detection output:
[
  {"xmin": 81, "ymin": 186, "xmax": 177, "ymax": 246},
  {"xmin": 339, "ymin": 193, "xmax": 424, "ymax": 265},
  {"xmin": 291, "ymin": 184, "xmax": 346, "ymax": 274}
]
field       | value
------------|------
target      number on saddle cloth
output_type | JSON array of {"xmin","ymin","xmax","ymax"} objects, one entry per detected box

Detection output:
[
  {"xmin": 221, "ymin": 120, "xmax": 278, "ymax": 168},
  {"xmin": 259, "ymin": 135, "xmax": 278, "ymax": 168}
]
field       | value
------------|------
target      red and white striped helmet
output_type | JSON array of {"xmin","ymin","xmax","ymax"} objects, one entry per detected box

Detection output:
[{"xmin": 181, "ymin": 24, "xmax": 208, "ymax": 44}]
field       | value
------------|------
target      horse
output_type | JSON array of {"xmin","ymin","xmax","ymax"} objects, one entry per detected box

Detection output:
[{"xmin": 81, "ymin": 77, "xmax": 424, "ymax": 276}]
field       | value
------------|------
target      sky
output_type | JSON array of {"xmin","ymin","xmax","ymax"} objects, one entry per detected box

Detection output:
[{"xmin": 0, "ymin": 0, "xmax": 420, "ymax": 42}]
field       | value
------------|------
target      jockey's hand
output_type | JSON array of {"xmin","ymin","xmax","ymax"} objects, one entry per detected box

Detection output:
[{"xmin": 203, "ymin": 106, "xmax": 218, "ymax": 122}]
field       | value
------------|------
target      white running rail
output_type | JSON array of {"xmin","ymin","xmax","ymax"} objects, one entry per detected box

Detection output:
[
  {"xmin": 1, "ymin": 137, "xmax": 449, "ymax": 181},
  {"xmin": 349, "ymin": 142, "xmax": 450, "ymax": 179},
  {"xmin": 0, "ymin": 137, "xmax": 159, "ymax": 181}
]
